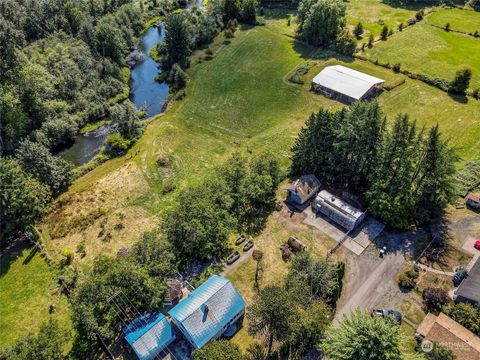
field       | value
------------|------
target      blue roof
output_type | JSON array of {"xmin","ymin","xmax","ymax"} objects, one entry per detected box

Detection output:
[
  {"xmin": 168, "ymin": 275, "xmax": 246, "ymax": 349},
  {"xmin": 124, "ymin": 313, "xmax": 175, "ymax": 360}
]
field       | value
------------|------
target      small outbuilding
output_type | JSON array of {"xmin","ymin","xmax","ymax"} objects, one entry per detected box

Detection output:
[
  {"xmin": 455, "ymin": 257, "xmax": 480, "ymax": 305},
  {"xmin": 466, "ymin": 193, "xmax": 480, "ymax": 209},
  {"xmin": 312, "ymin": 65, "xmax": 384, "ymax": 103},
  {"xmin": 124, "ymin": 313, "xmax": 176, "ymax": 360},
  {"xmin": 163, "ymin": 279, "xmax": 183, "ymax": 307},
  {"xmin": 287, "ymin": 175, "xmax": 321, "ymax": 205},
  {"xmin": 313, "ymin": 190, "xmax": 366, "ymax": 231},
  {"xmin": 168, "ymin": 275, "xmax": 245, "ymax": 349},
  {"xmin": 287, "ymin": 236, "xmax": 307, "ymax": 252}
]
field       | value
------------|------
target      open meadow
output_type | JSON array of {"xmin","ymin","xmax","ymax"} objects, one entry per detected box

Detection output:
[
  {"xmin": 427, "ymin": 7, "xmax": 480, "ymax": 34},
  {"xmin": 363, "ymin": 22, "xmax": 480, "ymax": 88},
  {"xmin": 2, "ymin": 2, "xmax": 480, "ymax": 349},
  {"xmin": 0, "ymin": 242, "xmax": 71, "ymax": 348},
  {"xmin": 345, "ymin": 0, "xmax": 422, "ymax": 40}
]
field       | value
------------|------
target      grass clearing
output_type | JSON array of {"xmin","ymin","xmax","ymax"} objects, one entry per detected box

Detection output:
[
  {"xmin": 363, "ymin": 22, "xmax": 480, "ymax": 88},
  {"xmin": 427, "ymin": 7, "xmax": 480, "ymax": 34},
  {"xmin": 346, "ymin": 0, "xmax": 423, "ymax": 40},
  {"xmin": 0, "ymin": 242, "xmax": 72, "ymax": 348}
]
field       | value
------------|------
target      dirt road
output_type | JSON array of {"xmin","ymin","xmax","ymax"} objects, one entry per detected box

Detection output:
[{"xmin": 334, "ymin": 230, "xmax": 421, "ymax": 325}]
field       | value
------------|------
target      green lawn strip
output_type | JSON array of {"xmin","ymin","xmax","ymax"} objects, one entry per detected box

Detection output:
[
  {"xmin": 0, "ymin": 242, "xmax": 72, "ymax": 348},
  {"xmin": 427, "ymin": 7, "xmax": 480, "ymax": 34},
  {"xmin": 79, "ymin": 119, "xmax": 107, "ymax": 134},
  {"xmin": 363, "ymin": 22, "xmax": 480, "ymax": 88},
  {"xmin": 346, "ymin": 0, "xmax": 422, "ymax": 41}
]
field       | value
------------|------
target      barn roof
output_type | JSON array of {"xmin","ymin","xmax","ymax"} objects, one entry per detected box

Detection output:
[
  {"xmin": 312, "ymin": 65, "xmax": 385, "ymax": 100},
  {"xmin": 168, "ymin": 275, "xmax": 245, "ymax": 349},
  {"xmin": 124, "ymin": 313, "xmax": 175, "ymax": 360}
]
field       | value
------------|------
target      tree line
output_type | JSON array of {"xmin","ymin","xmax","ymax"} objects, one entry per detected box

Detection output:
[
  {"xmin": 291, "ymin": 101, "xmax": 456, "ymax": 229},
  {"xmin": 164, "ymin": 151, "xmax": 281, "ymax": 262},
  {"xmin": 0, "ymin": 0, "xmax": 156, "ymax": 243}
]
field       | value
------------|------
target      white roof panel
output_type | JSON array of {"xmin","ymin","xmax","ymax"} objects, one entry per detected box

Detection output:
[{"xmin": 312, "ymin": 65, "xmax": 384, "ymax": 100}]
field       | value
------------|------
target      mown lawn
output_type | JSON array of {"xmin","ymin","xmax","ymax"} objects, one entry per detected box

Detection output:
[
  {"xmin": 363, "ymin": 22, "xmax": 480, "ymax": 88},
  {"xmin": 427, "ymin": 7, "xmax": 480, "ymax": 34},
  {"xmin": 0, "ymin": 242, "xmax": 71, "ymax": 348},
  {"xmin": 346, "ymin": 0, "xmax": 422, "ymax": 41}
]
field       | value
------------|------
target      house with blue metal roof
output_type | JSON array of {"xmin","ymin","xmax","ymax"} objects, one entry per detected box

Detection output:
[
  {"xmin": 124, "ymin": 313, "xmax": 175, "ymax": 360},
  {"xmin": 168, "ymin": 275, "xmax": 246, "ymax": 349}
]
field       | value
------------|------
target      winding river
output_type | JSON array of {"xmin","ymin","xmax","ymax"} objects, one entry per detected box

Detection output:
[{"xmin": 59, "ymin": 0, "xmax": 205, "ymax": 166}]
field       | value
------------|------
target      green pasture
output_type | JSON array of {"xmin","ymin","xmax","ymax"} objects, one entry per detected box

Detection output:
[
  {"xmin": 427, "ymin": 7, "xmax": 480, "ymax": 34},
  {"xmin": 0, "ymin": 242, "xmax": 71, "ymax": 348},
  {"xmin": 346, "ymin": 0, "xmax": 422, "ymax": 40},
  {"xmin": 364, "ymin": 22, "xmax": 480, "ymax": 88}
]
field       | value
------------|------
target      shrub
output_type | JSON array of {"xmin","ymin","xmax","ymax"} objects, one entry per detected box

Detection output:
[
  {"xmin": 449, "ymin": 68, "xmax": 472, "ymax": 95},
  {"xmin": 155, "ymin": 72, "xmax": 168, "ymax": 83},
  {"xmin": 407, "ymin": 18, "xmax": 416, "ymax": 26},
  {"xmin": 335, "ymin": 29, "xmax": 356, "ymax": 56},
  {"xmin": 392, "ymin": 63, "xmax": 401, "ymax": 73},
  {"xmin": 398, "ymin": 268, "xmax": 418, "ymax": 289},
  {"xmin": 423, "ymin": 287, "xmax": 449, "ymax": 312},
  {"xmin": 368, "ymin": 33, "xmax": 374, "ymax": 47},
  {"xmin": 381, "ymin": 25, "xmax": 388, "ymax": 40},
  {"xmin": 76, "ymin": 241, "xmax": 86, "ymax": 258},
  {"xmin": 354, "ymin": 22, "xmax": 364, "ymax": 39},
  {"xmin": 224, "ymin": 29, "xmax": 234, "ymax": 39},
  {"xmin": 445, "ymin": 22, "xmax": 450, "ymax": 31},
  {"xmin": 61, "ymin": 248, "xmax": 74, "ymax": 266},
  {"xmin": 472, "ymin": 88, "xmax": 480, "ymax": 99},
  {"xmin": 415, "ymin": 10, "xmax": 424, "ymax": 21},
  {"xmin": 205, "ymin": 48, "xmax": 213, "ymax": 56},
  {"xmin": 104, "ymin": 133, "xmax": 131, "ymax": 156},
  {"xmin": 398, "ymin": 23, "xmax": 404, "ymax": 32},
  {"xmin": 445, "ymin": 302, "xmax": 480, "ymax": 335}
]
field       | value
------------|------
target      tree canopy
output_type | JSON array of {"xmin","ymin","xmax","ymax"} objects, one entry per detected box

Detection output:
[
  {"xmin": 321, "ymin": 310, "xmax": 422, "ymax": 360},
  {"xmin": 290, "ymin": 101, "xmax": 456, "ymax": 229}
]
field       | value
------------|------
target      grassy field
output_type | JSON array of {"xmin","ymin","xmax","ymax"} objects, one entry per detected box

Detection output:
[
  {"xmin": 0, "ymin": 242, "xmax": 71, "ymax": 348},
  {"xmin": 427, "ymin": 7, "xmax": 480, "ymax": 34},
  {"xmin": 6, "ymin": 5, "xmax": 480, "ymax": 349},
  {"xmin": 364, "ymin": 22, "xmax": 480, "ymax": 88},
  {"xmin": 346, "ymin": 0, "xmax": 423, "ymax": 41}
]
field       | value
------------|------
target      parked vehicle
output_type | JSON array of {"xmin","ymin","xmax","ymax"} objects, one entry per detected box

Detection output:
[
  {"xmin": 243, "ymin": 240, "xmax": 254, "ymax": 252},
  {"xmin": 371, "ymin": 309, "xmax": 402, "ymax": 322},
  {"xmin": 226, "ymin": 251, "xmax": 241, "ymax": 265},
  {"xmin": 235, "ymin": 235, "xmax": 246, "ymax": 246},
  {"xmin": 474, "ymin": 240, "xmax": 480, "ymax": 251}
]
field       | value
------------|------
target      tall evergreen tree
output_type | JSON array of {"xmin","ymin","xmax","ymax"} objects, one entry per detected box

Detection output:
[{"xmin": 162, "ymin": 13, "xmax": 191, "ymax": 70}]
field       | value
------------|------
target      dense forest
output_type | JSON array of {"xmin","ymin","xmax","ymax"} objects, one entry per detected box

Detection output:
[
  {"xmin": 0, "ymin": 0, "xmax": 165, "ymax": 242},
  {"xmin": 290, "ymin": 101, "xmax": 457, "ymax": 229}
]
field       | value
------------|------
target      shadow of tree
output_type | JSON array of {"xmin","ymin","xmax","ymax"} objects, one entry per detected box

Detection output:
[{"xmin": 0, "ymin": 239, "xmax": 32, "ymax": 278}]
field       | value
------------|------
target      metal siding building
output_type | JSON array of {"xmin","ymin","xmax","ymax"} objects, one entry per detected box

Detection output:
[
  {"xmin": 168, "ymin": 275, "xmax": 246, "ymax": 349},
  {"xmin": 314, "ymin": 190, "xmax": 366, "ymax": 231},
  {"xmin": 124, "ymin": 313, "xmax": 176, "ymax": 360},
  {"xmin": 312, "ymin": 65, "xmax": 384, "ymax": 103}
]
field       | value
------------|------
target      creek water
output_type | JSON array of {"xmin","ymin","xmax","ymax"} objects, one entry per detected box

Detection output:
[{"xmin": 59, "ymin": 0, "xmax": 203, "ymax": 166}]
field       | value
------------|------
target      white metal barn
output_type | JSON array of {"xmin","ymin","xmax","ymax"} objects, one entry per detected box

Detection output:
[{"xmin": 312, "ymin": 65, "xmax": 385, "ymax": 103}]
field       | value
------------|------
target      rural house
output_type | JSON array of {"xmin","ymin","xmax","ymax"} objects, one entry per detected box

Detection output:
[
  {"xmin": 455, "ymin": 257, "xmax": 480, "ymax": 305},
  {"xmin": 168, "ymin": 275, "xmax": 246, "ymax": 349},
  {"xmin": 416, "ymin": 312, "xmax": 480, "ymax": 360},
  {"xmin": 124, "ymin": 313, "xmax": 176, "ymax": 360},
  {"xmin": 287, "ymin": 175, "xmax": 321, "ymax": 205},
  {"xmin": 312, "ymin": 65, "xmax": 384, "ymax": 103},
  {"xmin": 313, "ymin": 190, "xmax": 366, "ymax": 231}
]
